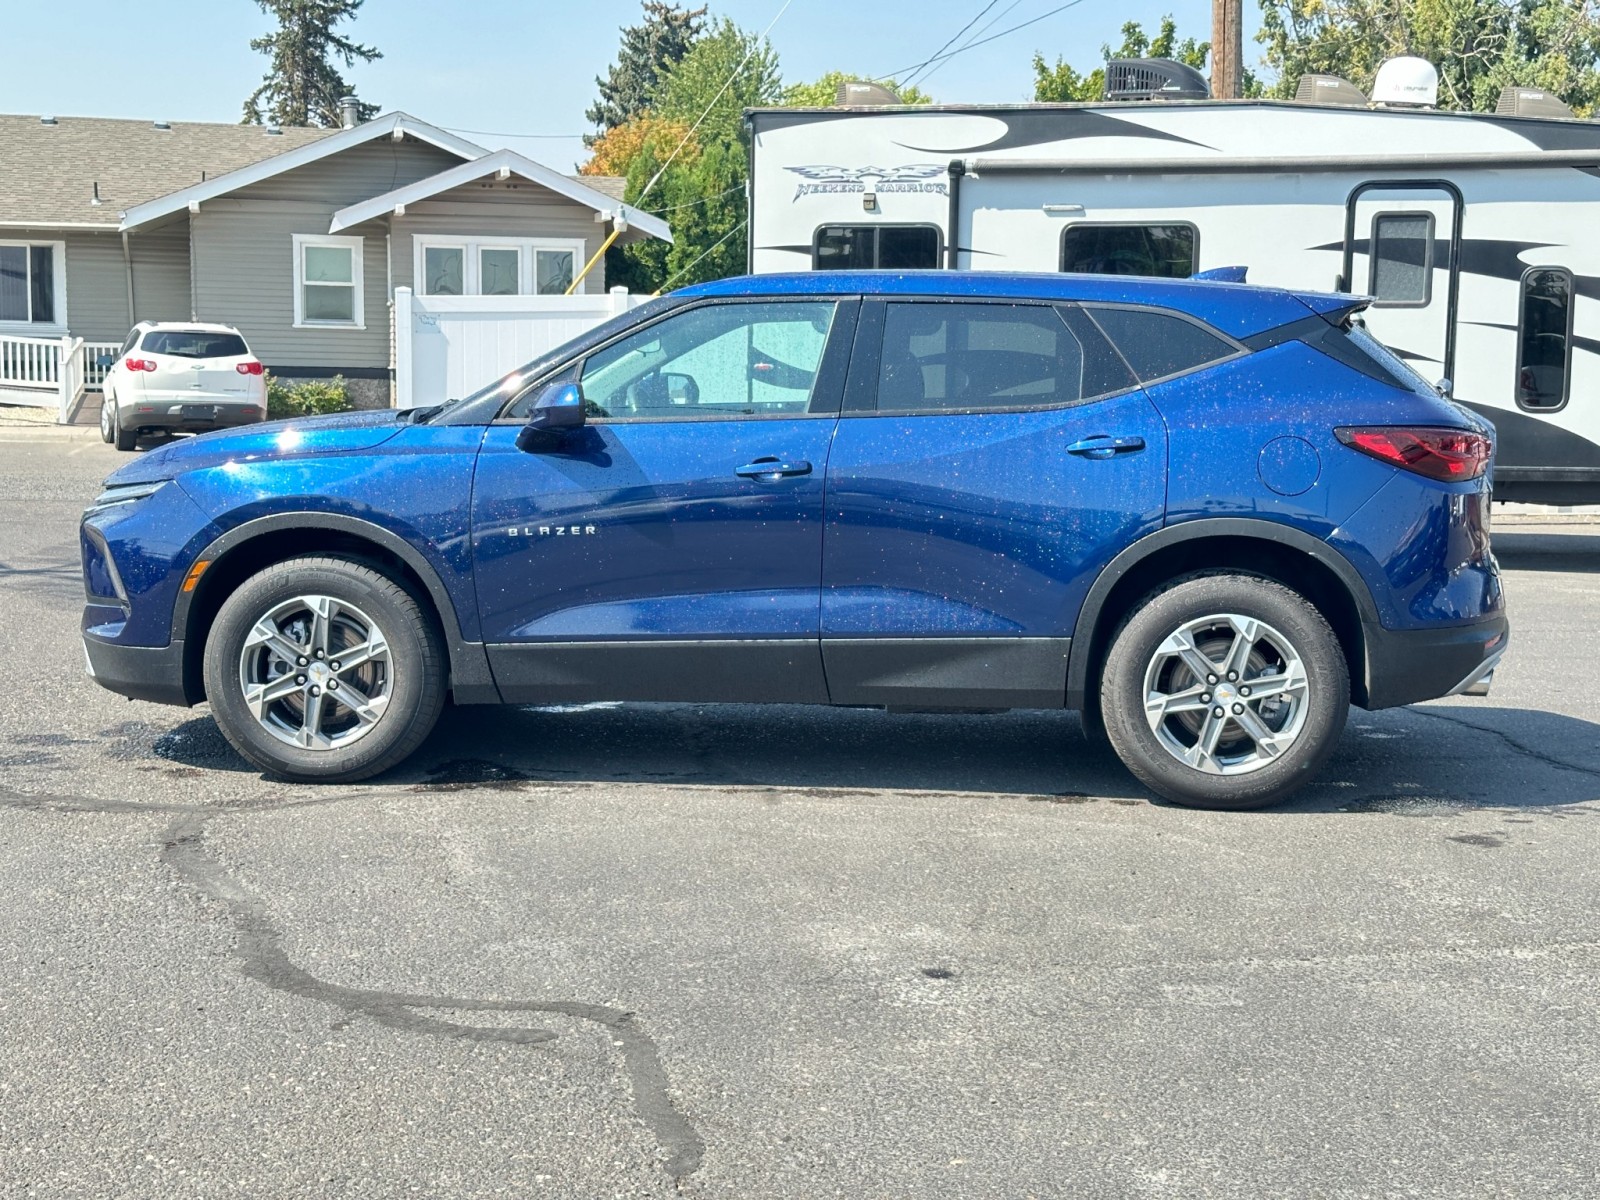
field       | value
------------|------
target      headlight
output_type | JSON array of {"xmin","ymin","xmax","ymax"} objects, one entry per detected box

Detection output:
[{"xmin": 86, "ymin": 479, "xmax": 169, "ymax": 513}]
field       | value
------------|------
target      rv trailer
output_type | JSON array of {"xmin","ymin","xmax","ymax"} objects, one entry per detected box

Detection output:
[{"xmin": 746, "ymin": 85, "xmax": 1600, "ymax": 504}]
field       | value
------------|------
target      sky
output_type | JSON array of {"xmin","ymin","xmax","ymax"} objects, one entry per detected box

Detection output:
[{"xmin": 1, "ymin": 0, "xmax": 1266, "ymax": 172}]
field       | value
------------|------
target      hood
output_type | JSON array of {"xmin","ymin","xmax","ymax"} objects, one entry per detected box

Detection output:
[{"xmin": 104, "ymin": 409, "xmax": 408, "ymax": 486}]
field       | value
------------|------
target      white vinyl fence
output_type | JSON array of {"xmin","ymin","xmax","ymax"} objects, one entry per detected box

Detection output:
[
  {"xmin": 0, "ymin": 334, "xmax": 121, "ymax": 422},
  {"xmin": 393, "ymin": 286, "xmax": 647, "ymax": 410}
]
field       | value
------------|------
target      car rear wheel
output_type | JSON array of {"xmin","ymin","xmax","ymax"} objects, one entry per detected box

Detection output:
[
  {"xmin": 1100, "ymin": 573, "xmax": 1349, "ymax": 810},
  {"xmin": 203, "ymin": 557, "xmax": 446, "ymax": 782},
  {"xmin": 109, "ymin": 400, "xmax": 138, "ymax": 452}
]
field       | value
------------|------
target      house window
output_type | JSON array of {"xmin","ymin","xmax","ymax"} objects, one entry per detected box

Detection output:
[
  {"xmin": 1369, "ymin": 213, "xmax": 1433, "ymax": 306},
  {"xmin": 293, "ymin": 234, "xmax": 364, "ymax": 328},
  {"xmin": 416, "ymin": 238, "xmax": 586, "ymax": 297},
  {"xmin": 1516, "ymin": 266, "xmax": 1573, "ymax": 412},
  {"xmin": 0, "ymin": 241, "xmax": 64, "ymax": 328},
  {"xmin": 814, "ymin": 225, "xmax": 941, "ymax": 270},
  {"xmin": 1061, "ymin": 224, "xmax": 1196, "ymax": 278}
]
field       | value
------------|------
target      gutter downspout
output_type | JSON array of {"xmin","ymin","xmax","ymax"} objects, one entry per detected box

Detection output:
[
  {"xmin": 945, "ymin": 160, "xmax": 964, "ymax": 270},
  {"xmin": 120, "ymin": 230, "xmax": 136, "ymax": 326}
]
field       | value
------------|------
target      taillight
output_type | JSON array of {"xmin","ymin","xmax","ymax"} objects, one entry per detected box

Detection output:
[
  {"xmin": 1335, "ymin": 426, "xmax": 1492, "ymax": 482},
  {"xmin": 236, "ymin": 360, "xmax": 264, "ymax": 375},
  {"xmin": 125, "ymin": 358, "xmax": 156, "ymax": 372}
]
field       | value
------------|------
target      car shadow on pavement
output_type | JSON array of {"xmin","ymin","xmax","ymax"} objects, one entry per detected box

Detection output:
[
  {"xmin": 148, "ymin": 700, "xmax": 1600, "ymax": 814},
  {"xmin": 1492, "ymin": 530, "xmax": 1600, "ymax": 573}
]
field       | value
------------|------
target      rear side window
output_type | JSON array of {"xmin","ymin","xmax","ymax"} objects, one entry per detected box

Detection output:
[
  {"xmin": 1086, "ymin": 306, "xmax": 1237, "ymax": 383},
  {"xmin": 1516, "ymin": 266, "xmax": 1573, "ymax": 411},
  {"xmin": 876, "ymin": 302, "xmax": 1100, "ymax": 414},
  {"xmin": 1061, "ymin": 224, "xmax": 1196, "ymax": 278},
  {"xmin": 140, "ymin": 330, "xmax": 249, "ymax": 358},
  {"xmin": 1369, "ymin": 213, "xmax": 1433, "ymax": 306},
  {"xmin": 815, "ymin": 225, "xmax": 940, "ymax": 270}
]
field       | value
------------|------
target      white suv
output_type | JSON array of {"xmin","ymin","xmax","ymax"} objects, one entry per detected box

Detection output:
[{"xmin": 100, "ymin": 322, "xmax": 267, "ymax": 451}]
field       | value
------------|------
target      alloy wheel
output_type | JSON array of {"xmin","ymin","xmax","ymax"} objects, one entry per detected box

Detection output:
[
  {"xmin": 237, "ymin": 594, "xmax": 392, "ymax": 751},
  {"xmin": 1142, "ymin": 612, "xmax": 1310, "ymax": 776}
]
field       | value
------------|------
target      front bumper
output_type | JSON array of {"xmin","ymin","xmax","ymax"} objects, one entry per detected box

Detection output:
[
  {"xmin": 83, "ymin": 633, "xmax": 193, "ymax": 707},
  {"xmin": 1362, "ymin": 614, "xmax": 1509, "ymax": 710}
]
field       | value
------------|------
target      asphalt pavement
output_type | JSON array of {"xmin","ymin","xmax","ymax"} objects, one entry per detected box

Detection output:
[{"xmin": 3, "ymin": 430, "xmax": 1599, "ymax": 1198}]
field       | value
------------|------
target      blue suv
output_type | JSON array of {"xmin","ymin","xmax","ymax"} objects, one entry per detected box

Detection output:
[{"xmin": 80, "ymin": 272, "xmax": 1507, "ymax": 809}]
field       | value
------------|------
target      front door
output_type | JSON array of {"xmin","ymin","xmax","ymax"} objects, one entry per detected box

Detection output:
[
  {"xmin": 1344, "ymin": 183, "xmax": 1461, "ymax": 384},
  {"xmin": 471, "ymin": 298, "xmax": 856, "ymax": 704},
  {"xmin": 820, "ymin": 299, "xmax": 1168, "ymax": 708}
]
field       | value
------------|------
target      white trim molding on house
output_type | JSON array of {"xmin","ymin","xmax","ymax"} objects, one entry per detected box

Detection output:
[
  {"xmin": 291, "ymin": 233, "xmax": 366, "ymax": 329},
  {"xmin": 0, "ymin": 238, "xmax": 68, "ymax": 336}
]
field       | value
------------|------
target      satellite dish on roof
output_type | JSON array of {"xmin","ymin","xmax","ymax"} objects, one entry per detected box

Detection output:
[
  {"xmin": 1372, "ymin": 57, "xmax": 1439, "ymax": 108},
  {"xmin": 835, "ymin": 81, "xmax": 903, "ymax": 106}
]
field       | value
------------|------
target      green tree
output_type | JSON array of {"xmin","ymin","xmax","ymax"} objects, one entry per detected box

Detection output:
[
  {"xmin": 1034, "ymin": 16, "xmax": 1213, "ymax": 101},
  {"xmin": 586, "ymin": 2, "xmax": 708, "ymax": 144},
  {"xmin": 242, "ymin": 0, "xmax": 381, "ymax": 127},
  {"xmin": 781, "ymin": 70, "xmax": 934, "ymax": 106},
  {"xmin": 1257, "ymin": 0, "xmax": 1600, "ymax": 114}
]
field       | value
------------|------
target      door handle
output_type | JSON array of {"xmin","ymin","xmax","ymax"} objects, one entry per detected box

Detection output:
[
  {"xmin": 736, "ymin": 456, "xmax": 813, "ymax": 480},
  {"xmin": 1066, "ymin": 434, "xmax": 1146, "ymax": 460}
]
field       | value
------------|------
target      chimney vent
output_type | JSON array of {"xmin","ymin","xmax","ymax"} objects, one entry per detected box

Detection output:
[
  {"xmin": 40, "ymin": 115, "xmax": 58, "ymax": 125},
  {"xmin": 339, "ymin": 96, "xmax": 359, "ymax": 129},
  {"xmin": 153, "ymin": 119, "xmax": 172, "ymax": 130}
]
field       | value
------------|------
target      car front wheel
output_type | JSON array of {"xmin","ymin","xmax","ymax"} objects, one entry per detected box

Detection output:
[
  {"xmin": 203, "ymin": 556, "xmax": 446, "ymax": 782},
  {"xmin": 1100, "ymin": 573, "xmax": 1349, "ymax": 810}
]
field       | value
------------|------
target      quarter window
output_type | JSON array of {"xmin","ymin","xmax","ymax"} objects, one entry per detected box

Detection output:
[
  {"xmin": 1369, "ymin": 213, "xmax": 1433, "ymax": 306},
  {"xmin": 1061, "ymin": 224, "xmax": 1196, "ymax": 278},
  {"xmin": 0, "ymin": 242, "xmax": 60, "ymax": 326},
  {"xmin": 1086, "ymin": 306, "xmax": 1237, "ymax": 383},
  {"xmin": 875, "ymin": 303, "xmax": 1093, "ymax": 414},
  {"xmin": 579, "ymin": 302, "xmax": 837, "ymax": 420},
  {"xmin": 293, "ymin": 234, "xmax": 363, "ymax": 327},
  {"xmin": 1516, "ymin": 266, "xmax": 1573, "ymax": 412},
  {"xmin": 815, "ymin": 225, "xmax": 941, "ymax": 270}
]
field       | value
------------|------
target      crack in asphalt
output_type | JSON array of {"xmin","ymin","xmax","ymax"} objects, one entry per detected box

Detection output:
[
  {"xmin": 1409, "ymin": 707, "xmax": 1600, "ymax": 782},
  {"xmin": 0, "ymin": 784, "xmax": 706, "ymax": 1183}
]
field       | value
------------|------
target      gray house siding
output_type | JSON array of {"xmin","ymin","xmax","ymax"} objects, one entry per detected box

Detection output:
[
  {"xmin": 229, "ymin": 137, "xmax": 464, "ymax": 205},
  {"xmin": 129, "ymin": 223, "xmax": 191, "ymax": 326},
  {"xmin": 60, "ymin": 231, "xmax": 127, "ymax": 342}
]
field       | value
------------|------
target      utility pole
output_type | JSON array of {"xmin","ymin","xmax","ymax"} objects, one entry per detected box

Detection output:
[{"xmin": 1210, "ymin": 0, "xmax": 1243, "ymax": 98}]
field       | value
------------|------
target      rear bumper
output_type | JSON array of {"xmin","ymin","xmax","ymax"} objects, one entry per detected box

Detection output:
[
  {"xmin": 1361, "ymin": 614, "xmax": 1509, "ymax": 710},
  {"xmin": 122, "ymin": 401, "xmax": 262, "ymax": 432},
  {"xmin": 82, "ymin": 633, "xmax": 193, "ymax": 707}
]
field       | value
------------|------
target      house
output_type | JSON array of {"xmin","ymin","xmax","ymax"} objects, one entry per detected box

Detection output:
[{"xmin": 0, "ymin": 109, "xmax": 670, "ymax": 408}]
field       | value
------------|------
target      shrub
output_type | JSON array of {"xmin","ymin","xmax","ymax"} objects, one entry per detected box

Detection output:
[{"xmin": 265, "ymin": 374, "xmax": 355, "ymax": 420}]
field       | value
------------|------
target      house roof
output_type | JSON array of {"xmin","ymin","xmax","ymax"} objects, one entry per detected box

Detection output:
[
  {"xmin": 326, "ymin": 147, "xmax": 671, "ymax": 243},
  {"xmin": 0, "ymin": 113, "xmax": 334, "ymax": 228}
]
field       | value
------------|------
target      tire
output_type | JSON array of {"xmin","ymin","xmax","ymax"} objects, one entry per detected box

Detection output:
[
  {"xmin": 111, "ymin": 400, "xmax": 138, "ymax": 452},
  {"xmin": 99, "ymin": 394, "xmax": 114, "ymax": 443},
  {"xmin": 203, "ymin": 556, "xmax": 446, "ymax": 783},
  {"xmin": 1100, "ymin": 573, "xmax": 1349, "ymax": 810}
]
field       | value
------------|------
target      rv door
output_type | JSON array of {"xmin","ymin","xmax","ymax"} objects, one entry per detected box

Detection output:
[{"xmin": 1343, "ymin": 183, "xmax": 1461, "ymax": 384}]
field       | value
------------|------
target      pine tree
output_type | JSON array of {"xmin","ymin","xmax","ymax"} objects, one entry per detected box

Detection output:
[
  {"xmin": 586, "ymin": 2, "xmax": 708, "ymax": 145},
  {"xmin": 242, "ymin": 0, "xmax": 382, "ymax": 128}
]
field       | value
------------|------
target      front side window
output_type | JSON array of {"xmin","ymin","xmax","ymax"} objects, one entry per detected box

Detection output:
[
  {"xmin": 1517, "ymin": 266, "xmax": 1573, "ymax": 411},
  {"xmin": 579, "ymin": 302, "xmax": 837, "ymax": 420},
  {"xmin": 0, "ymin": 243, "xmax": 58, "ymax": 325},
  {"xmin": 1370, "ymin": 213, "xmax": 1433, "ymax": 306},
  {"xmin": 1062, "ymin": 224, "xmax": 1196, "ymax": 278},
  {"xmin": 814, "ymin": 225, "xmax": 940, "ymax": 271},
  {"xmin": 294, "ymin": 235, "xmax": 363, "ymax": 327},
  {"xmin": 875, "ymin": 303, "xmax": 1092, "ymax": 414},
  {"xmin": 1086, "ymin": 306, "xmax": 1238, "ymax": 383}
]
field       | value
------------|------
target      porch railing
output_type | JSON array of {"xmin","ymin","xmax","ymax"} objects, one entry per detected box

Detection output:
[{"xmin": 0, "ymin": 333, "xmax": 105, "ymax": 423}]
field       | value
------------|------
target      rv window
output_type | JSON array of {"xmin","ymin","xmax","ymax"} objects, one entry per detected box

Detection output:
[
  {"xmin": 1516, "ymin": 266, "xmax": 1573, "ymax": 412},
  {"xmin": 874, "ymin": 303, "xmax": 1096, "ymax": 414},
  {"xmin": 1085, "ymin": 306, "xmax": 1237, "ymax": 384},
  {"xmin": 1369, "ymin": 213, "xmax": 1433, "ymax": 306},
  {"xmin": 814, "ymin": 226, "xmax": 940, "ymax": 271},
  {"xmin": 1060, "ymin": 224, "xmax": 1195, "ymax": 278}
]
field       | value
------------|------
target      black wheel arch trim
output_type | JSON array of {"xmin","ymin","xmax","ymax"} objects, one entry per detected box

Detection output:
[
  {"xmin": 1065, "ymin": 517, "xmax": 1383, "ymax": 710},
  {"xmin": 175, "ymin": 512, "xmax": 499, "ymax": 704}
]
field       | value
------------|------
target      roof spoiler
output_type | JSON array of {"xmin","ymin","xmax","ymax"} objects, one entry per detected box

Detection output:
[
  {"xmin": 1296, "ymin": 290, "xmax": 1372, "ymax": 324},
  {"xmin": 1193, "ymin": 265, "xmax": 1248, "ymax": 282}
]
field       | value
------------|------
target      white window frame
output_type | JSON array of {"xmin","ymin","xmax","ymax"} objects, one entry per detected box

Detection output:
[
  {"xmin": 0, "ymin": 239, "xmax": 68, "ymax": 335},
  {"xmin": 292, "ymin": 233, "xmax": 365, "ymax": 329},
  {"xmin": 414, "ymin": 235, "xmax": 588, "ymax": 297}
]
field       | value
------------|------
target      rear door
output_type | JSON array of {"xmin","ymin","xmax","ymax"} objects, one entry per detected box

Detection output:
[
  {"xmin": 1344, "ymin": 184, "xmax": 1461, "ymax": 385},
  {"xmin": 819, "ymin": 298, "xmax": 1168, "ymax": 708},
  {"xmin": 138, "ymin": 329, "xmax": 256, "ymax": 409}
]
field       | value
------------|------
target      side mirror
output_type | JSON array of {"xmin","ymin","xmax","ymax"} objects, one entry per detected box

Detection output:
[
  {"xmin": 1435, "ymin": 377, "xmax": 1454, "ymax": 398},
  {"xmin": 97, "ymin": 354, "xmax": 115, "ymax": 368},
  {"xmin": 516, "ymin": 381, "xmax": 584, "ymax": 451}
]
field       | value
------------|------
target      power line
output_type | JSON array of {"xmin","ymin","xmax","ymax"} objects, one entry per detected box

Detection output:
[
  {"xmin": 641, "ymin": 182, "xmax": 744, "ymax": 215},
  {"xmin": 897, "ymin": 1, "xmax": 1000, "ymax": 90},
  {"xmin": 443, "ymin": 126, "xmax": 586, "ymax": 139},
  {"xmin": 657, "ymin": 219, "xmax": 748, "ymax": 293},
  {"xmin": 917, "ymin": 0, "xmax": 1024, "ymax": 86},
  {"xmin": 878, "ymin": 0, "xmax": 1088, "ymax": 82}
]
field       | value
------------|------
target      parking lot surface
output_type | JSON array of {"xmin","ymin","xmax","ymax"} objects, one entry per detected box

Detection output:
[{"xmin": 3, "ymin": 432, "xmax": 1599, "ymax": 1198}]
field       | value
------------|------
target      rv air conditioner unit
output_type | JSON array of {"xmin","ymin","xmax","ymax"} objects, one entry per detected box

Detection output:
[
  {"xmin": 1295, "ymin": 74, "xmax": 1369, "ymax": 107},
  {"xmin": 1371, "ymin": 57, "xmax": 1439, "ymax": 107},
  {"xmin": 1103, "ymin": 58, "xmax": 1210, "ymax": 102},
  {"xmin": 835, "ymin": 81, "xmax": 903, "ymax": 106},
  {"xmin": 1495, "ymin": 86, "xmax": 1576, "ymax": 120}
]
